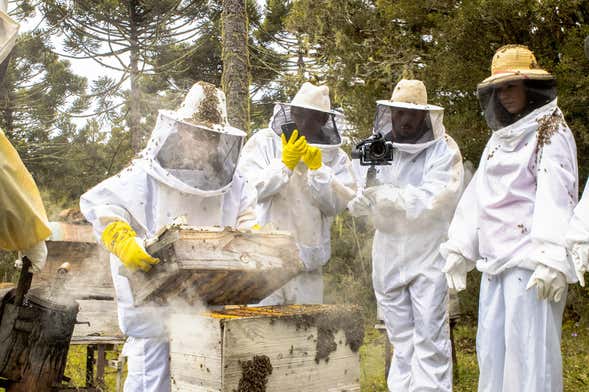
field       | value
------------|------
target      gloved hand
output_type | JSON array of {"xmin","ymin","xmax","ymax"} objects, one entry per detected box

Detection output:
[
  {"xmin": 364, "ymin": 185, "xmax": 404, "ymax": 212},
  {"xmin": 347, "ymin": 193, "xmax": 372, "ymax": 217},
  {"xmin": 101, "ymin": 221, "xmax": 159, "ymax": 272},
  {"xmin": 15, "ymin": 241, "xmax": 47, "ymax": 272},
  {"xmin": 281, "ymin": 129, "xmax": 308, "ymax": 170},
  {"xmin": 570, "ymin": 243, "xmax": 589, "ymax": 287},
  {"xmin": 302, "ymin": 145, "xmax": 322, "ymax": 170},
  {"xmin": 526, "ymin": 264, "xmax": 567, "ymax": 302},
  {"xmin": 442, "ymin": 252, "xmax": 473, "ymax": 292}
]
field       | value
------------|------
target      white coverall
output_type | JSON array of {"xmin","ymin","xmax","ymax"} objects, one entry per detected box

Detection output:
[
  {"xmin": 441, "ymin": 99, "xmax": 578, "ymax": 392},
  {"xmin": 566, "ymin": 180, "xmax": 589, "ymax": 285},
  {"xmin": 238, "ymin": 126, "xmax": 355, "ymax": 305},
  {"xmin": 80, "ymin": 111, "xmax": 256, "ymax": 392},
  {"xmin": 353, "ymin": 113, "xmax": 463, "ymax": 391}
]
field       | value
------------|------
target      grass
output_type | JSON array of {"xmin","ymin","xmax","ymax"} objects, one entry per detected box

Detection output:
[
  {"xmin": 360, "ymin": 321, "xmax": 589, "ymax": 392},
  {"xmin": 62, "ymin": 344, "xmax": 126, "ymax": 391},
  {"xmin": 2, "ymin": 320, "xmax": 587, "ymax": 391}
]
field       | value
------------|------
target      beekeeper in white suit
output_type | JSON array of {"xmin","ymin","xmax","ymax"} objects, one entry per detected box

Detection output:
[
  {"xmin": 238, "ymin": 82, "xmax": 355, "ymax": 305},
  {"xmin": 441, "ymin": 45, "xmax": 578, "ymax": 392},
  {"xmin": 347, "ymin": 79, "xmax": 463, "ymax": 391},
  {"xmin": 80, "ymin": 81, "xmax": 256, "ymax": 392},
  {"xmin": 567, "ymin": 185, "xmax": 589, "ymax": 286},
  {"xmin": 565, "ymin": 38, "xmax": 589, "ymax": 288}
]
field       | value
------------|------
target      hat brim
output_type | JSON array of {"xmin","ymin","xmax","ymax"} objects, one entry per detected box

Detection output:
[
  {"xmin": 279, "ymin": 102, "xmax": 338, "ymax": 115},
  {"xmin": 477, "ymin": 70, "xmax": 554, "ymax": 89},
  {"xmin": 376, "ymin": 100, "xmax": 443, "ymax": 112}
]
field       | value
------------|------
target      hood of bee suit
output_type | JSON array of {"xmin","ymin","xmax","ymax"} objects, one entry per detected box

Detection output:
[{"xmin": 134, "ymin": 81, "xmax": 246, "ymax": 197}]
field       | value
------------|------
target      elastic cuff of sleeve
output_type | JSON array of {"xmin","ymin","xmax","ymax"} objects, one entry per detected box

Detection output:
[
  {"xmin": 272, "ymin": 159, "xmax": 293, "ymax": 177},
  {"xmin": 530, "ymin": 242, "xmax": 576, "ymax": 283},
  {"xmin": 439, "ymin": 241, "xmax": 476, "ymax": 267}
]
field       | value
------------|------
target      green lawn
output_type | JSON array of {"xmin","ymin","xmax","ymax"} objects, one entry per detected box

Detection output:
[
  {"xmin": 62, "ymin": 344, "xmax": 126, "ymax": 391},
  {"xmin": 3, "ymin": 321, "xmax": 587, "ymax": 391},
  {"xmin": 360, "ymin": 325, "xmax": 479, "ymax": 392},
  {"xmin": 360, "ymin": 321, "xmax": 589, "ymax": 392}
]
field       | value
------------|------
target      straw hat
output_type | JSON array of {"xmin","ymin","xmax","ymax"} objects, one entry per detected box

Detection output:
[
  {"xmin": 288, "ymin": 82, "xmax": 336, "ymax": 114},
  {"xmin": 377, "ymin": 79, "xmax": 442, "ymax": 111},
  {"xmin": 478, "ymin": 44, "xmax": 553, "ymax": 88}
]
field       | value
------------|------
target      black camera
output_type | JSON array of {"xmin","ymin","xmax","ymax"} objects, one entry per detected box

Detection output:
[{"xmin": 351, "ymin": 133, "xmax": 394, "ymax": 166}]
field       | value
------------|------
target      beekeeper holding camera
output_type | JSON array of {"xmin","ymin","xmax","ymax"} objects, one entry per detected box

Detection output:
[{"xmin": 348, "ymin": 79, "xmax": 464, "ymax": 391}]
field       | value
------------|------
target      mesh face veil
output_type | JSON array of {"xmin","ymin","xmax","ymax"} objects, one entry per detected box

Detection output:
[
  {"xmin": 477, "ymin": 78, "xmax": 557, "ymax": 131},
  {"xmin": 373, "ymin": 104, "xmax": 437, "ymax": 145},
  {"xmin": 270, "ymin": 104, "xmax": 341, "ymax": 145},
  {"xmin": 156, "ymin": 119, "xmax": 244, "ymax": 191}
]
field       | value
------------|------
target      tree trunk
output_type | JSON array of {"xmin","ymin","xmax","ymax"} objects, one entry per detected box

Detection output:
[
  {"xmin": 221, "ymin": 0, "xmax": 250, "ymax": 133},
  {"xmin": 128, "ymin": 0, "xmax": 142, "ymax": 152}
]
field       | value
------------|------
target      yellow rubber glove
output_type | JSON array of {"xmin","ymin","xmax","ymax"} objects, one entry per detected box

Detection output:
[
  {"xmin": 101, "ymin": 221, "xmax": 159, "ymax": 272},
  {"xmin": 281, "ymin": 129, "xmax": 308, "ymax": 170},
  {"xmin": 302, "ymin": 146, "xmax": 322, "ymax": 170}
]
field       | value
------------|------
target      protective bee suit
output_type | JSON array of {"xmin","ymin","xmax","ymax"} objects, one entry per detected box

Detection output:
[
  {"xmin": 81, "ymin": 82, "xmax": 256, "ymax": 392},
  {"xmin": 0, "ymin": 3, "xmax": 49, "ymax": 271},
  {"xmin": 348, "ymin": 79, "xmax": 463, "ymax": 392},
  {"xmin": 566, "ymin": 39, "xmax": 589, "ymax": 287},
  {"xmin": 566, "ymin": 182, "xmax": 589, "ymax": 286},
  {"xmin": 441, "ymin": 45, "xmax": 578, "ymax": 392},
  {"xmin": 238, "ymin": 82, "xmax": 355, "ymax": 305}
]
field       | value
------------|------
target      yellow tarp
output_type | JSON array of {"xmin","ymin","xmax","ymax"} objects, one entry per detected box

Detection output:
[{"xmin": 0, "ymin": 129, "xmax": 50, "ymax": 250}]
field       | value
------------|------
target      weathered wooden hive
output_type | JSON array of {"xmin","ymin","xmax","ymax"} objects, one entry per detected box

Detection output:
[
  {"xmin": 125, "ymin": 225, "xmax": 304, "ymax": 306},
  {"xmin": 169, "ymin": 305, "xmax": 364, "ymax": 392},
  {"xmin": 33, "ymin": 221, "xmax": 122, "ymax": 339}
]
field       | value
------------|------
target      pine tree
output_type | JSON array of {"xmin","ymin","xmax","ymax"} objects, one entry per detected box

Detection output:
[
  {"xmin": 221, "ymin": 0, "xmax": 250, "ymax": 132},
  {"xmin": 42, "ymin": 0, "xmax": 211, "ymax": 152}
]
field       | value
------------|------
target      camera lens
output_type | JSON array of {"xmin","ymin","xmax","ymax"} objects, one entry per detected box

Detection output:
[{"xmin": 369, "ymin": 140, "xmax": 386, "ymax": 159}]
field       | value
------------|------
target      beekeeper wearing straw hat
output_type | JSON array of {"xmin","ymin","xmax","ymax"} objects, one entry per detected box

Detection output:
[
  {"xmin": 347, "ymin": 79, "xmax": 463, "ymax": 391},
  {"xmin": 238, "ymin": 82, "xmax": 355, "ymax": 305},
  {"xmin": 0, "ymin": 1, "xmax": 51, "ymax": 273},
  {"xmin": 81, "ymin": 81, "xmax": 257, "ymax": 392},
  {"xmin": 441, "ymin": 45, "xmax": 577, "ymax": 391}
]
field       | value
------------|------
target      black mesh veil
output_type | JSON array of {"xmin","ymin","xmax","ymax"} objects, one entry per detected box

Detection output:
[
  {"xmin": 477, "ymin": 78, "xmax": 557, "ymax": 131},
  {"xmin": 156, "ymin": 120, "xmax": 244, "ymax": 191},
  {"xmin": 373, "ymin": 104, "xmax": 436, "ymax": 144},
  {"xmin": 270, "ymin": 104, "xmax": 341, "ymax": 145}
]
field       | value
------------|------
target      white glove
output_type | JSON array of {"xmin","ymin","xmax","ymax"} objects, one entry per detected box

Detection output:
[
  {"xmin": 364, "ymin": 185, "xmax": 404, "ymax": 212},
  {"xmin": 526, "ymin": 264, "xmax": 567, "ymax": 302},
  {"xmin": 15, "ymin": 241, "xmax": 48, "ymax": 273},
  {"xmin": 570, "ymin": 243, "xmax": 589, "ymax": 287},
  {"xmin": 442, "ymin": 252, "xmax": 473, "ymax": 292},
  {"xmin": 347, "ymin": 193, "xmax": 372, "ymax": 217}
]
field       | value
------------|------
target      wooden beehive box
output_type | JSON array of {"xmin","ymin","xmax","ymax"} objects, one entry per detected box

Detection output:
[
  {"xmin": 33, "ymin": 221, "xmax": 123, "ymax": 339},
  {"xmin": 125, "ymin": 225, "xmax": 304, "ymax": 306},
  {"xmin": 169, "ymin": 305, "xmax": 364, "ymax": 392}
]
